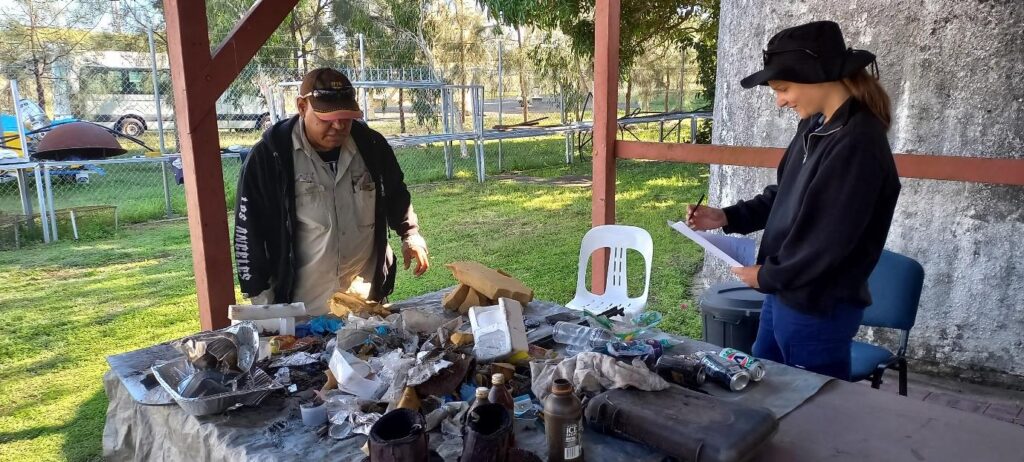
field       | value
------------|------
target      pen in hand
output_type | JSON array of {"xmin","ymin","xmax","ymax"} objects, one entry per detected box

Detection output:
[{"xmin": 688, "ymin": 193, "xmax": 706, "ymax": 222}]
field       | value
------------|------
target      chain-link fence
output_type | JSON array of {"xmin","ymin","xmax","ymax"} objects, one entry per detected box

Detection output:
[
  {"xmin": 1, "ymin": 26, "xmax": 710, "ymax": 248},
  {"xmin": 0, "ymin": 155, "xmax": 245, "ymax": 249}
]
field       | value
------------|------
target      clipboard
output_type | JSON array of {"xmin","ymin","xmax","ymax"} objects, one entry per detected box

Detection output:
[{"xmin": 668, "ymin": 220, "xmax": 756, "ymax": 267}]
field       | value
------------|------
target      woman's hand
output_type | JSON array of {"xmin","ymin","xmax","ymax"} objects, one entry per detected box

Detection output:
[
  {"xmin": 731, "ymin": 265, "xmax": 761, "ymax": 289},
  {"xmin": 686, "ymin": 204, "xmax": 728, "ymax": 231}
]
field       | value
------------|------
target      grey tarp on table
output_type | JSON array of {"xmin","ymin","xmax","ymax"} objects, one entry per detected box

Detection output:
[
  {"xmin": 103, "ymin": 367, "xmax": 1024, "ymax": 462},
  {"xmin": 391, "ymin": 290, "xmax": 831, "ymax": 418},
  {"xmin": 99, "ymin": 290, "xmax": 827, "ymax": 461}
]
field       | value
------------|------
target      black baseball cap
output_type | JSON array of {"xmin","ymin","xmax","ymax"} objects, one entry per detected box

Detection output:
[{"xmin": 741, "ymin": 21, "xmax": 876, "ymax": 89}]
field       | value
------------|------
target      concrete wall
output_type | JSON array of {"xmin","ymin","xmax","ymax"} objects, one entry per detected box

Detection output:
[{"xmin": 705, "ymin": 0, "xmax": 1024, "ymax": 386}]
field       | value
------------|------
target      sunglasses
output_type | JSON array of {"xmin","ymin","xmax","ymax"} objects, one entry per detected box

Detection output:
[
  {"xmin": 299, "ymin": 88, "xmax": 355, "ymax": 101},
  {"xmin": 762, "ymin": 48, "xmax": 819, "ymax": 65}
]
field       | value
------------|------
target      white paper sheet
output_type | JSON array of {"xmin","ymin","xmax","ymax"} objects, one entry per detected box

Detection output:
[{"xmin": 668, "ymin": 220, "xmax": 756, "ymax": 267}]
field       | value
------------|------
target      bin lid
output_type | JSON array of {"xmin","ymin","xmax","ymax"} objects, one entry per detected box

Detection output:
[{"xmin": 700, "ymin": 281, "xmax": 766, "ymax": 312}]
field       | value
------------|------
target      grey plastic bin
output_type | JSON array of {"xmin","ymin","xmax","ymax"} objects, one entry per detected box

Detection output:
[{"xmin": 699, "ymin": 281, "xmax": 766, "ymax": 352}]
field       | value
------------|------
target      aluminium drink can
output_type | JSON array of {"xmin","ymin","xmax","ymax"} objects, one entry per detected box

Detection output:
[
  {"xmin": 719, "ymin": 348, "xmax": 766, "ymax": 381},
  {"xmin": 697, "ymin": 351, "xmax": 750, "ymax": 392}
]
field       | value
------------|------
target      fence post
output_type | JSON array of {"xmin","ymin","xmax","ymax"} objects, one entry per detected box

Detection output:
[
  {"xmin": 148, "ymin": 25, "xmax": 168, "ymax": 156},
  {"xmin": 474, "ymin": 85, "xmax": 485, "ymax": 183},
  {"xmin": 358, "ymin": 33, "xmax": 369, "ymax": 121},
  {"xmin": 11, "ymin": 80, "xmax": 49, "ymax": 242},
  {"xmin": 43, "ymin": 164, "xmax": 58, "ymax": 240},
  {"xmin": 561, "ymin": 82, "xmax": 572, "ymax": 164},
  {"xmin": 497, "ymin": 34, "xmax": 504, "ymax": 171},
  {"xmin": 33, "ymin": 164, "xmax": 50, "ymax": 243},
  {"xmin": 10, "ymin": 81, "xmax": 34, "ymax": 216},
  {"xmin": 16, "ymin": 167, "xmax": 33, "ymax": 217},
  {"xmin": 149, "ymin": 26, "xmax": 175, "ymax": 219},
  {"xmin": 160, "ymin": 160, "xmax": 174, "ymax": 218},
  {"xmin": 442, "ymin": 87, "xmax": 453, "ymax": 179}
]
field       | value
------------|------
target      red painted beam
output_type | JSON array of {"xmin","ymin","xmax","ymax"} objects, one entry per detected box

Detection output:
[
  {"xmin": 592, "ymin": 0, "xmax": 621, "ymax": 294},
  {"xmin": 617, "ymin": 141, "xmax": 1024, "ymax": 186},
  {"xmin": 617, "ymin": 141, "xmax": 784, "ymax": 167},
  {"xmin": 164, "ymin": 0, "xmax": 235, "ymax": 330},
  {"xmin": 891, "ymin": 154, "xmax": 1024, "ymax": 186},
  {"xmin": 164, "ymin": 0, "xmax": 299, "ymax": 330}
]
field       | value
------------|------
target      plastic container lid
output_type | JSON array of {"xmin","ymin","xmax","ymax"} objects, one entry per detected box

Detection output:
[{"xmin": 699, "ymin": 281, "xmax": 766, "ymax": 314}]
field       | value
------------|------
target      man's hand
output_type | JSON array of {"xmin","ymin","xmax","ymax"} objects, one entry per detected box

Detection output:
[
  {"xmin": 686, "ymin": 204, "xmax": 728, "ymax": 231},
  {"xmin": 403, "ymin": 244, "xmax": 430, "ymax": 277},
  {"xmin": 731, "ymin": 265, "xmax": 761, "ymax": 289}
]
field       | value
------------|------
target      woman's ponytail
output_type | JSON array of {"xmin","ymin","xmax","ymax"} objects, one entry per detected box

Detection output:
[{"xmin": 841, "ymin": 69, "xmax": 892, "ymax": 130}]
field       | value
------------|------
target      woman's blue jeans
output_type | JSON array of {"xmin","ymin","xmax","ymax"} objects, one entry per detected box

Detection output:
[{"xmin": 752, "ymin": 294, "xmax": 864, "ymax": 381}]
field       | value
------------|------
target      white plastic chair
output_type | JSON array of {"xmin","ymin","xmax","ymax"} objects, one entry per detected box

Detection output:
[{"xmin": 566, "ymin": 225, "xmax": 653, "ymax": 318}]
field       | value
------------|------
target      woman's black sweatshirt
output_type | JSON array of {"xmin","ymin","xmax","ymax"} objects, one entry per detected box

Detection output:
[{"xmin": 722, "ymin": 98, "xmax": 901, "ymax": 315}]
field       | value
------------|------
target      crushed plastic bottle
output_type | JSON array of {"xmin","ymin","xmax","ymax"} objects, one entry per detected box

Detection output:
[{"xmin": 553, "ymin": 322, "xmax": 617, "ymax": 349}]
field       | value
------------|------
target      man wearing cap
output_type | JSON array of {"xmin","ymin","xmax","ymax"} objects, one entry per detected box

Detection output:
[{"xmin": 233, "ymin": 68, "xmax": 429, "ymax": 315}]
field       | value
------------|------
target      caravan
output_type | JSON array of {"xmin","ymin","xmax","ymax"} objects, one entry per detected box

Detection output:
[{"xmin": 65, "ymin": 51, "xmax": 271, "ymax": 136}]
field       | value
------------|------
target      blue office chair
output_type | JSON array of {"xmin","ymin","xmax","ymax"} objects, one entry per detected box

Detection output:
[{"xmin": 850, "ymin": 250, "xmax": 924, "ymax": 396}]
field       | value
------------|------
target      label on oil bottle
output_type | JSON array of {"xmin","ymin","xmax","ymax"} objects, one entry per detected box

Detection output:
[{"xmin": 563, "ymin": 422, "xmax": 582, "ymax": 459}]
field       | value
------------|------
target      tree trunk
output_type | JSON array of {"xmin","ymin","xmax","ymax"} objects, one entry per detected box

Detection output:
[
  {"xmin": 290, "ymin": 15, "xmax": 301, "ymax": 73},
  {"xmin": 399, "ymin": 88, "xmax": 406, "ymax": 133},
  {"xmin": 625, "ymin": 77, "xmax": 633, "ymax": 116},
  {"xmin": 457, "ymin": 2, "xmax": 467, "ymax": 119},
  {"xmin": 26, "ymin": 2, "xmax": 46, "ymax": 113},
  {"xmin": 33, "ymin": 64, "xmax": 47, "ymax": 113}
]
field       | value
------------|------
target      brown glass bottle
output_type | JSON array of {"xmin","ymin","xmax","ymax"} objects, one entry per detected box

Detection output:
[
  {"xmin": 488, "ymin": 373, "xmax": 516, "ymax": 445},
  {"xmin": 544, "ymin": 378, "xmax": 583, "ymax": 462},
  {"xmin": 467, "ymin": 387, "xmax": 490, "ymax": 415},
  {"xmin": 488, "ymin": 373, "xmax": 515, "ymax": 412}
]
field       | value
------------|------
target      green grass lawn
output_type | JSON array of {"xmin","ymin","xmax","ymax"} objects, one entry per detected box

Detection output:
[{"xmin": 0, "ymin": 140, "xmax": 709, "ymax": 460}]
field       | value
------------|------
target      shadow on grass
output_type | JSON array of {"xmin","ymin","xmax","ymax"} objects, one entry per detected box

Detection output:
[{"xmin": 0, "ymin": 389, "xmax": 106, "ymax": 461}]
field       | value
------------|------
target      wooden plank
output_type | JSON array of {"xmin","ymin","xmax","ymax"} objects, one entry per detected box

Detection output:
[
  {"xmin": 617, "ymin": 141, "xmax": 783, "ymax": 167},
  {"xmin": 164, "ymin": 0, "xmax": 236, "ymax": 330},
  {"xmin": 892, "ymin": 154, "xmax": 1024, "ymax": 186},
  {"xmin": 591, "ymin": 0, "xmax": 621, "ymax": 294},
  {"xmin": 617, "ymin": 141, "xmax": 1024, "ymax": 186}
]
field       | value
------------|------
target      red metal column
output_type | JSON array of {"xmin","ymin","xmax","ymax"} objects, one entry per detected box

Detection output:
[
  {"xmin": 163, "ymin": 0, "xmax": 298, "ymax": 330},
  {"xmin": 592, "ymin": 0, "xmax": 621, "ymax": 294}
]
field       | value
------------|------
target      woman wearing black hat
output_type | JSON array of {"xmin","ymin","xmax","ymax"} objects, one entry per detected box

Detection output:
[{"xmin": 686, "ymin": 21, "xmax": 901, "ymax": 380}]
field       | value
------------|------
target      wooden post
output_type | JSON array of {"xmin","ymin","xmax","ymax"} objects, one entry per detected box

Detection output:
[
  {"xmin": 164, "ymin": 0, "xmax": 299, "ymax": 330},
  {"xmin": 592, "ymin": 0, "xmax": 620, "ymax": 294}
]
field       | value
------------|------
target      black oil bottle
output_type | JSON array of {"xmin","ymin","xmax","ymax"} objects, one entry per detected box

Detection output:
[{"xmin": 543, "ymin": 378, "xmax": 584, "ymax": 461}]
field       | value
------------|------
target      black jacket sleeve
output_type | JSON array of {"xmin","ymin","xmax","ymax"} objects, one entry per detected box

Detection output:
[
  {"xmin": 722, "ymin": 184, "xmax": 779, "ymax": 235},
  {"xmin": 756, "ymin": 137, "xmax": 883, "ymax": 292},
  {"xmin": 722, "ymin": 149, "xmax": 789, "ymax": 234},
  {"xmin": 373, "ymin": 131, "xmax": 421, "ymax": 241},
  {"xmin": 234, "ymin": 145, "xmax": 273, "ymax": 298},
  {"xmin": 722, "ymin": 125, "xmax": 799, "ymax": 235}
]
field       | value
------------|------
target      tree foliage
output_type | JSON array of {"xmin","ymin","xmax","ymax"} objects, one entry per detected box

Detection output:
[
  {"xmin": 478, "ymin": 0, "xmax": 718, "ymax": 102},
  {"xmin": 0, "ymin": 0, "xmax": 110, "ymax": 111}
]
